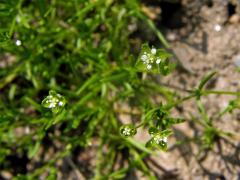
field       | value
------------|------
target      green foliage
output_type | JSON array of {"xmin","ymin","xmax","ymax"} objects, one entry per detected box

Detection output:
[{"xmin": 0, "ymin": 0, "xmax": 239, "ymax": 179}]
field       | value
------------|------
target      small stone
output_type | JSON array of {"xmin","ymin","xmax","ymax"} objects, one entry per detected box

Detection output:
[
  {"xmin": 1, "ymin": 171, "xmax": 12, "ymax": 179},
  {"xmin": 233, "ymin": 54, "xmax": 240, "ymax": 67},
  {"xmin": 229, "ymin": 14, "xmax": 240, "ymax": 24},
  {"xmin": 214, "ymin": 24, "xmax": 222, "ymax": 32}
]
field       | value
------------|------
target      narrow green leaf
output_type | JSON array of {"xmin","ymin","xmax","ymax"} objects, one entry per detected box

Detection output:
[{"xmin": 198, "ymin": 71, "xmax": 217, "ymax": 90}]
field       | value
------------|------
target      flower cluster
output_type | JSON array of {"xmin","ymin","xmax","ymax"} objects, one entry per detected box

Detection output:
[
  {"xmin": 42, "ymin": 90, "xmax": 66, "ymax": 114},
  {"xmin": 140, "ymin": 48, "xmax": 162, "ymax": 70},
  {"xmin": 136, "ymin": 43, "xmax": 172, "ymax": 74},
  {"xmin": 120, "ymin": 124, "xmax": 137, "ymax": 137},
  {"xmin": 146, "ymin": 133, "xmax": 168, "ymax": 151},
  {"xmin": 145, "ymin": 127, "xmax": 171, "ymax": 151},
  {"xmin": 46, "ymin": 95, "xmax": 64, "ymax": 108},
  {"xmin": 122, "ymin": 127, "xmax": 131, "ymax": 136},
  {"xmin": 153, "ymin": 134, "xmax": 167, "ymax": 144}
]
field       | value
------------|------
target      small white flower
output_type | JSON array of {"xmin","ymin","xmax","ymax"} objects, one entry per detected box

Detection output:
[
  {"xmin": 42, "ymin": 91, "xmax": 66, "ymax": 113},
  {"xmin": 153, "ymin": 135, "xmax": 167, "ymax": 144},
  {"xmin": 156, "ymin": 58, "xmax": 161, "ymax": 64},
  {"xmin": 162, "ymin": 137, "xmax": 167, "ymax": 143},
  {"xmin": 145, "ymin": 59, "xmax": 150, "ymax": 64},
  {"xmin": 153, "ymin": 135, "xmax": 161, "ymax": 144},
  {"xmin": 141, "ymin": 54, "xmax": 148, "ymax": 61},
  {"xmin": 58, "ymin": 101, "xmax": 64, "ymax": 106},
  {"xmin": 123, "ymin": 128, "xmax": 131, "ymax": 136},
  {"xmin": 49, "ymin": 102, "xmax": 56, "ymax": 108},
  {"xmin": 147, "ymin": 64, "xmax": 152, "ymax": 70},
  {"xmin": 16, "ymin": 40, "xmax": 21, "ymax": 46},
  {"xmin": 151, "ymin": 48, "xmax": 156, "ymax": 55}
]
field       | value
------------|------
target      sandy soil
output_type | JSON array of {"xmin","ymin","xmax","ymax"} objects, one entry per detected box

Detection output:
[{"xmin": 145, "ymin": 0, "xmax": 240, "ymax": 179}]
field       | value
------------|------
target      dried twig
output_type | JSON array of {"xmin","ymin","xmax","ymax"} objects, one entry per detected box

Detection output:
[{"xmin": 66, "ymin": 157, "xmax": 86, "ymax": 180}]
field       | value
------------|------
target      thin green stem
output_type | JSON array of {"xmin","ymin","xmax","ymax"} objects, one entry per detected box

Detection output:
[
  {"xmin": 166, "ymin": 94, "xmax": 195, "ymax": 109},
  {"xmin": 202, "ymin": 90, "xmax": 240, "ymax": 96},
  {"xmin": 138, "ymin": 14, "xmax": 170, "ymax": 48},
  {"xmin": 136, "ymin": 123, "xmax": 144, "ymax": 128}
]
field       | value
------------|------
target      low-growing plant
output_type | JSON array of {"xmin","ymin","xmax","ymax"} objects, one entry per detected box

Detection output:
[{"xmin": 0, "ymin": 0, "xmax": 239, "ymax": 179}]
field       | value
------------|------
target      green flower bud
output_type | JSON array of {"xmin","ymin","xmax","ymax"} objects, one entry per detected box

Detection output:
[
  {"xmin": 148, "ymin": 127, "xmax": 159, "ymax": 137},
  {"xmin": 145, "ymin": 139, "xmax": 155, "ymax": 148}
]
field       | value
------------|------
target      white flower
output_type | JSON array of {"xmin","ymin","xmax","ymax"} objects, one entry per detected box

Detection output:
[
  {"xmin": 151, "ymin": 48, "xmax": 156, "ymax": 55},
  {"xmin": 46, "ymin": 97, "xmax": 61, "ymax": 108},
  {"xmin": 153, "ymin": 135, "xmax": 162, "ymax": 144},
  {"xmin": 162, "ymin": 137, "xmax": 167, "ymax": 143},
  {"xmin": 49, "ymin": 101, "xmax": 56, "ymax": 108},
  {"xmin": 58, "ymin": 101, "xmax": 64, "ymax": 106},
  {"xmin": 156, "ymin": 58, "xmax": 161, "ymax": 64},
  {"xmin": 141, "ymin": 54, "xmax": 148, "ymax": 61},
  {"xmin": 147, "ymin": 64, "xmax": 152, "ymax": 70},
  {"xmin": 153, "ymin": 135, "xmax": 167, "ymax": 144},
  {"xmin": 16, "ymin": 40, "xmax": 21, "ymax": 46},
  {"xmin": 123, "ymin": 128, "xmax": 131, "ymax": 136},
  {"xmin": 42, "ymin": 90, "xmax": 66, "ymax": 113}
]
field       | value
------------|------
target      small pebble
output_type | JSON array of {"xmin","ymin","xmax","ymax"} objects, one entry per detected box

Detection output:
[
  {"xmin": 233, "ymin": 54, "xmax": 240, "ymax": 67},
  {"xmin": 229, "ymin": 14, "xmax": 240, "ymax": 24},
  {"xmin": 214, "ymin": 24, "xmax": 222, "ymax": 32}
]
